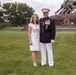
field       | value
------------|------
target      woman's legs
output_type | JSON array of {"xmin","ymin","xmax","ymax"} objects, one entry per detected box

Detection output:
[{"xmin": 32, "ymin": 51, "xmax": 38, "ymax": 66}]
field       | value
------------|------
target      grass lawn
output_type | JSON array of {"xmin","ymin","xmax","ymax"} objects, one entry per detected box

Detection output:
[
  {"xmin": 2, "ymin": 27, "xmax": 23, "ymax": 31},
  {"xmin": 0, "ymin": 28, "xmax": 76, "ymax": 75}
]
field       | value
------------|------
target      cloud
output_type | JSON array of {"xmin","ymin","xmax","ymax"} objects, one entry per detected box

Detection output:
[{"xmin": 0, "ymin": 0, "xmax": 64, "ymax": 17}]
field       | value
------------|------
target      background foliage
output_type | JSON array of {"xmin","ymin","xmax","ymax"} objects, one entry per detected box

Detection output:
[{"xmin": 0, "ymin": 2, "xmax": 34, "ymax": 29}]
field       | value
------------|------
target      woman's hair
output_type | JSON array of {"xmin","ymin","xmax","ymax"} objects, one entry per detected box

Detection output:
[{"xmin": 30, "ymin": 14, "xmax": 39, "ymax": 24}]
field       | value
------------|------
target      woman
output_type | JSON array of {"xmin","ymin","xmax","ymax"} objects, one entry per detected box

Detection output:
[{"xmin": 28, "ymin": 14, "xmax": 40, "ymax": 66}]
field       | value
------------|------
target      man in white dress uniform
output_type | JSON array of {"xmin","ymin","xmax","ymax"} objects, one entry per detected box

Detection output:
[{"xmin": 40, "ymin": 8, "xmax": 56, "ymax": 67}]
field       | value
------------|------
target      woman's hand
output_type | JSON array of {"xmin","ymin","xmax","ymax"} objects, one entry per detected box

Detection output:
[{"xmin": 30, "ymin": 40, "xmax": 33, "ymax": 45}]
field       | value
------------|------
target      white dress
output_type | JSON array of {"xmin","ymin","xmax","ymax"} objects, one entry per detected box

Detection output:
[{"xmin": 29, "ymin": 23, "xmax": 40, "ymax": 51}]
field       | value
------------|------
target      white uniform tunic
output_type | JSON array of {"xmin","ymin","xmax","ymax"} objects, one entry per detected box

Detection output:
[{"xmin": 29, "ymin": 23, "xmax": 40, "ymax": 51}]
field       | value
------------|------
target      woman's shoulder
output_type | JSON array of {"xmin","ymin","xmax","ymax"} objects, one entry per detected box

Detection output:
[
  {"xmin": 28, "ymin": 23, "xmax": 33, "ymax": 27},
  {"xmin": 29, "ymin": 23, "xmax": 40, "ymax": 27}
]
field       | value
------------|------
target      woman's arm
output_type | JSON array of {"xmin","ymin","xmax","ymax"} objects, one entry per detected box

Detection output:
[{"xmin": 28, "ymin": 26, "xmax": 32, "ymax": 45}]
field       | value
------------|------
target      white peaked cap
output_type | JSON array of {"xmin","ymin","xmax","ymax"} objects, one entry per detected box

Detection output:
[{"xmin": 41, "ymin": 8, "xmax": 50, "ymax": 13}]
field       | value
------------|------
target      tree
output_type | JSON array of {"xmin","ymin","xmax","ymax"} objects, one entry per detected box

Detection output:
[
  {"xmin": 1, "ymin": 2, "xmax": 34, "ymax": 26},
  {"xmin": 0, "ymin": 10, "xmax": 4, "ymax": 23},
  {"xmin": 0, "ymin": 2, "xmax": 4, "ymax": 23},
  {"xmin": 0, "ymin": 2, "xmax": 5, "ymax": 29}
]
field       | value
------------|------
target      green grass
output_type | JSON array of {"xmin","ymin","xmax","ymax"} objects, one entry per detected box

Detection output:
[
  {"xmin": 2, "ymin": 25, "xmax": 76, "ymax": 32},
  {"xmin": 2, "ymin": 27, "xmax": 23, "ymax": 31},
  {"xmin": 0, "ymin": 28, "xmax": 76, "ymax": 75}
]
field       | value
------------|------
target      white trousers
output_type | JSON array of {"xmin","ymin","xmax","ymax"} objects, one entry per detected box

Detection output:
[{"xmin": 40, "ymin": 43, "xmax": 54, "ymax": 66}]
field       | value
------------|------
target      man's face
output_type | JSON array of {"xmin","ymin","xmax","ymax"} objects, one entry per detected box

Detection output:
[{"xmin": 43, "ymin": 12, "xmax": 49, "ymax": 18}]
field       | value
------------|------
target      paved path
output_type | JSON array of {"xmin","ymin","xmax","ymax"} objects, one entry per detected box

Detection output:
[{"xmin": 56, "ymin": 28, "xmax": 76, "ymax": 32}]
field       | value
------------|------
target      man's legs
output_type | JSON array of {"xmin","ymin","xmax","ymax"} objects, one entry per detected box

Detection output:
[
  {"xmin": 46, "ymin": 43, "xmax": 54, "ymax": 66},
  {"xmin": 40, "ymin": 43, "xmax": 46, "ymax": 65}
]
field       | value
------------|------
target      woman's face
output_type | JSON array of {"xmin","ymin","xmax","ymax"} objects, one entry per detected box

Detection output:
[{"xmin": 33, "ymin": 15, "xmax": 38, "ymax": 22}]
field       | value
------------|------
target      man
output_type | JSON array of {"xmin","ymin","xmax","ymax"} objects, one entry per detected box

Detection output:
[{"xmin": 40, "ymin": 8, "xmax": 56, "ymax": 67}]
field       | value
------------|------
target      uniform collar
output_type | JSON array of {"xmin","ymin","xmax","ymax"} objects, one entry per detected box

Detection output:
[{"xmin": 44, "ymin": 17, "xmax": 49, "ymax": 20}]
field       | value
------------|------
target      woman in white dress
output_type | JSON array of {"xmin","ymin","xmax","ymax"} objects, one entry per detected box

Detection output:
[{"xmin": 28, "ymin": 14, "xmax": 40, "ymax": 66}]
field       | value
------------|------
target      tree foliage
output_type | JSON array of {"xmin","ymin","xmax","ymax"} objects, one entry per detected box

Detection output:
[{"xmin": 0, "ymin": 2, "xmax": 34, "ymax": 27}]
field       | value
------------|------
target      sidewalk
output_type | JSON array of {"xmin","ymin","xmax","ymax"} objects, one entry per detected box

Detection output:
[{"xmin": 56, "ymin": 28, "xmax": 76, "ymax": 32}]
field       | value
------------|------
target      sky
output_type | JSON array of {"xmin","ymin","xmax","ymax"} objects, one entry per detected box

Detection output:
[{"xmin": 0, "ymin": 0, "xmax": 64, "ymax": 18}]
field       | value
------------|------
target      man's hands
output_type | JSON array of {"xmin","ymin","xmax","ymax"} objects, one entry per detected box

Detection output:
[{"xmin": 51, "ymin": 40, "xmax": 55, "ymax": 43}]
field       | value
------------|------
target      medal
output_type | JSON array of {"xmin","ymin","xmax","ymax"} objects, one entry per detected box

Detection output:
[
  {"xmin": 45, "ymin": 20, "xmax": 50, "ymax": 29},
  {"xmin": 46, "ymin": 25, "xmax": 48, "ymax": 29},
  {"xmin": 45, "ymin": 20, "xmax": 50, "ymax": 25}
]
